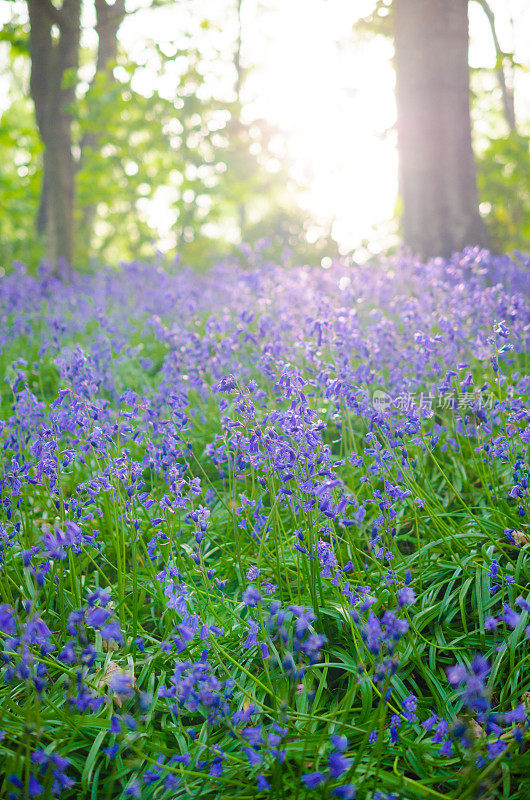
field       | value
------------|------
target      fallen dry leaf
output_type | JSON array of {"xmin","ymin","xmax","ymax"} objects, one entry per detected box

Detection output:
[
  {"xmin": 511, "ymin": 530, "xmax": 529, "ymax": 546},
  {"xmin": 97, "ymin": 661, "xmax": 136, "ymax": 707},
  {"xmin": 469, "ymin": 718, "xmax": 485, "ymax": 739}
]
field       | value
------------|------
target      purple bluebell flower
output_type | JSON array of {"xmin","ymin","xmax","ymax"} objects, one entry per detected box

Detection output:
[
  {"xmin": 242, "ymin": 587, "xmax": 262, "ymax": 607},
  {"xmin": 302, "ymin": 771, "xmax": 327, "ymax": 789},
  {"xmin": 332, "ymin": 785, "xmax": 357, "ymax": 799},
  {"xmin": 398, "ymin": 587, "xmax": 416, "ymax": 607},
  {"xmin": 328, "ymin": 751, "xmax": 352, "ymax": 778},
  {"xmin": 257, "ymin": 774, "xmax": 271, "ymax": 791}
]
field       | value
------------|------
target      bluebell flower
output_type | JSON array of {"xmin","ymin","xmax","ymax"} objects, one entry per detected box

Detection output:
[
  {"xmin": 328, "ymin": 751, "xmax": 351, "ymax": 778},
  {"xmin": 302, "ymin": 771, "xmax": 327, "ymax": 789},
  {"xmin": 247, "ymin": 566, "xmax": 261, "ymax": 580},
  {"xmin": 398, "ymin": 586, "xmax": 415, "ymax": 607},
  {"xmin": 242, "ymin": 587, "xmax": 262, "ymax": 607},
  {"xmin": 28, "ymin": 775, "xmax": 44, "ymax": 797},
  {"xmin": 330, "ymin": 734, "xmax": 348, "ymax": 752},
  {"xmin": 332, "ymin": 785, "xmax": 356, "ymax": 799},
  {"xmin": 257, "ymin": 774, "xmax": 271, "ymax": 791},
  {"xmin": 125, "ymin": 779, "xmax": 141, "ymax": 797}
]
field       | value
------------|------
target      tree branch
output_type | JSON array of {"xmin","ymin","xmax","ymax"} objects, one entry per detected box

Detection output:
[
  {"xmin": 95, "ymin": 0, "xmax": 126, "ymax": 30},
  {"xmin": 475, "ymin": 0, "xmax": 517, "ymax": 133},
  {"xmin": 34, "ymin": 0, "xmax": 65, "ymax": 28}
]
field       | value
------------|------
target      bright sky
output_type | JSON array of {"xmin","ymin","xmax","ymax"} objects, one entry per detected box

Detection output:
[{"xmin": 1, "ymin": 0, "xmax": 529, "ymax": 256}]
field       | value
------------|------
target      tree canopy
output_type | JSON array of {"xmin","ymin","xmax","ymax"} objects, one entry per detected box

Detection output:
[{"xmin": 0, "ymin": 0, "xmax": 528, "ymax": 267}]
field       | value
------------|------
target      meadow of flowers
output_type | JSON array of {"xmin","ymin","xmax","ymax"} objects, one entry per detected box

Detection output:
[{"xmin": 0, "ymin": 247, "xmax": 529, "ymax": 799}]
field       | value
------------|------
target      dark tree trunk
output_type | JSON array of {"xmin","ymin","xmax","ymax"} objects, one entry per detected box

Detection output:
[
  {"xmin": 28, "ymin": 0, "xmax": 124, "ymax": 268},
  {"xmin": 28, "ymin": 0, "xmax": 81, "ymax": 268},
  {"xmin": 394, "ymin": 0, "xmax": 488, "ymax": 258}
]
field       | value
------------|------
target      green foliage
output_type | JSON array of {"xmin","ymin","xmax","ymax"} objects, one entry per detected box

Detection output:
[
  {"xmin": 0, "ymin": 27, "xmax": 43, "ymax": 267},
  {"xmin": 74, "ymin": 50, "xmax": 216, "ymax": 265},
  {"xmin": 0, "ymin": 7, "xmax": 336, "ymax": 269},
  {"xmin": 0, "ymin": 19, "xmax": 28, "ymax": 56},
  {"xmin": 352, "ymin": 0, "xmax": 393, "ymax": 39},
  {"xmin": 73, "ymin": 39, "xmax": 336, "ymax": 267},
  {"xmin": 0, "ymin": 91, "xmax": 43, "ymax": 267},
  {"xmin": 477, "ymin": 132, "xmax": 530, "ymax": 254}
]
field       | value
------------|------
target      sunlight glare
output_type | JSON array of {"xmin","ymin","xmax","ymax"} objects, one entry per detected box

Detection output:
[{"xmin": 246, "ymin": 0, "xmax": 397, "ymax": 252}]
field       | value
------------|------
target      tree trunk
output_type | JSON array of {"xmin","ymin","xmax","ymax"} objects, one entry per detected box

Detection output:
[
  {"xmin": 77, "ymin": 0, "xmax": 125, "ymax": 258},
  {"xmin": 394, "ymin": 0, "xmax": 488, "ymax": 258},
  {"xmin": 43, "ymin": 112, "xmax": 76, "ymax": 266},
  {"xmin": 28, "ymin": 0, "xmax": 81, "ymax": 268}
]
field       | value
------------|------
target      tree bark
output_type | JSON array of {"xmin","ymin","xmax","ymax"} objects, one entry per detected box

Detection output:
[
  {"xmin": 94, "ymin": 0, "xmax": 124, "ymax": 72},
  {"xmin": 28, "ymin": 0, "xmax": 81, "ymax": 268},
  {"xmin": 76, "ymin": 0, "xmax": 125, "ymax": 257},
  {"xmin": 394, "ymin": 0, "xmax": 489, "ymax": 258}
]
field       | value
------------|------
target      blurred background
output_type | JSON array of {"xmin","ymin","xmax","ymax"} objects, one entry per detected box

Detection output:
[{"xmin": 0, "ymin": 0, "xmax": 529, "ymax": 269}]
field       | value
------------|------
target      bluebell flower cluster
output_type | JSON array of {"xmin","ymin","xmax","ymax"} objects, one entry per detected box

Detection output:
[{"xmin": 0, "ymin": 248, "xmax": 529, "ymax": 797}]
